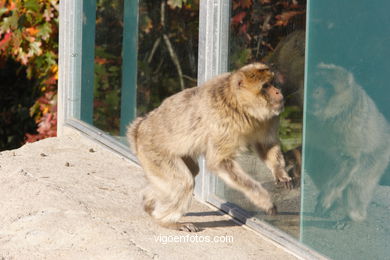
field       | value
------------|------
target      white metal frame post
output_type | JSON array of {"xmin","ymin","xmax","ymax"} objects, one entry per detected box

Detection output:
[
  {"xmin": 58, "ymin": 0, "xmax": 83, "ymax": 136},
  {"xmin": 194, "ymin": 0, "xmax": 230, "ymax": 201}
]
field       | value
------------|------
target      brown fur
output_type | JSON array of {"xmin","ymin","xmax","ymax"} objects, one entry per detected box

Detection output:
[{"xmin": 127, "ymin": 63, "xmax": 291, "ymax": 231}]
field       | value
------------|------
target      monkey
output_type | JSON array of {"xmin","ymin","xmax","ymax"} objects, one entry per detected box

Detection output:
[
  {"xmin": 305, "ymin": 63, "xmax": 390, "ymax": 222},
  {"xmin": 263, "ymin": 30, "xmax": 306, "ymax": 184},
  {"xmin": 127, "ymin": 63, "xmax": 292, "ymax": 232},
  {"xmin": 264, "ymin": 30, "xmax": 305, "ymax": 108},
  {"xmin": 284, "ymin": 145, "xmax": 302, "ymax": 187}
]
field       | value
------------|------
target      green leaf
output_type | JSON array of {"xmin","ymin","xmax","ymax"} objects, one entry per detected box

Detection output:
[
  {"xmin": 0, "ymin": 7, "xmax": 8, "ymax": 17},
  {"xmin": 37, "ymin": 23, "xmax": 52, "ymax": 41},
  {"xmin": 29, "ymin": 41, "xmax": 42, "ymax": 56},
  {"xmin": 167, "ymin": 0, "xmax": 187, "ymax": 9},
  {"xmin": 1, "ymin": 13, "xmax": 18, "ymax": 31},
  {"xmin": 24, "ymin": 0, "xmax": 40, "ymax": 12}
]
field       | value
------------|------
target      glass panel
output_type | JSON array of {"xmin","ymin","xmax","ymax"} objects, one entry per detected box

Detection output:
[
  {"xmin": 92, "ymin": 0, "xmax": 124, "ymax": 136},
  {"xmin": 215, "ymin": 0, "xmax": 306, "ymax": 239},
  {"xmin": 78, "ymin": 0, "xmax": 138, "ymax": 143},
  {"xmin": 82, "ymin": 0, "xmax": 200, "ymax": 143},
  {"xmin": 302, "ymin": 0, "xmax": 390, "ymax": 259},
  {"xmin": 136, "ymin": 1, "xmax": 199, "ymax": 116}
]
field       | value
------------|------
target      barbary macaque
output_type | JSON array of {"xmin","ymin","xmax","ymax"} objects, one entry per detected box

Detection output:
[
  {"xmin": 284, "ymin": 145, "xmax": 302, "ymax": 187},
  {"xmin": 264, "ymin": 30, "xmax": 305, "ymax": 107},
  {"xmin": 307, "ymin": 63, "xmax": 390, "ymax": 222},
  {"xmin": 128, "ymin": 63, "xmax": 292, "ymax": 232},
  {"xmin": 264, "ymin": 30, "xmax": 306, "ymax": 181}
]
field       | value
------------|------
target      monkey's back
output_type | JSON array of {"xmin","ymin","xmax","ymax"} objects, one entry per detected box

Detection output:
[
  {"xmin": 134, "ymin": 73, "xmax": 232, "ymax": 157},
  {"xmin": 131, "ymin": 69, "xmax": 280, "ymax": 160}
]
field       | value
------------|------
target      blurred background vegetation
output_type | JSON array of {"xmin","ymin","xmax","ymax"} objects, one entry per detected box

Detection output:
[{"xmin": 0, "ymin": 0, "xmax": 305, "ymax": 152}]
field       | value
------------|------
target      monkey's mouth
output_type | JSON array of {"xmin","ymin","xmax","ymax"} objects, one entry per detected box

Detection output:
[
  {"xmin": 271, "ymin": 101, "xmax": 284, "ymax": 114},
  {"xmin": 275, "ymin": 99, "xmax": 285, "ymax": 108}
]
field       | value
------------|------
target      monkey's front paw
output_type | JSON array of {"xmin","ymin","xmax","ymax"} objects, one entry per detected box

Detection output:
[
  {"xmin": 276, "ymin": 176, "xmax": 293, "ymax": 189},
  {"xmin": 316, "ymin": 189, "xmax": 341, "ymax": 215},
  {"xmin": 178, "ymin": 222, "xmax": 200, "ymax": 232},
  {"xmin": 314, "ymin": 202, "xmax": 330, "ymax": 217},
  {"xmin": 275, "ymin": 170, "xmax": 293, "ymax": 189},
  {"xmin": 265, "ymin": 204, "xmax": 278, "ymax": 215},
  {"xmin": 314, "ymin": 192, "xmax": 334, "ymax": 217}
]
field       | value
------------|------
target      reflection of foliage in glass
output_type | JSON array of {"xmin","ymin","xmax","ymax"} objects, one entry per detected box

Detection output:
[
  {"xmin": 229, "ymin": 0, "xmax": 306, "ymax": 151},
  {"xmin": 230, "ymin": 0, "xmax": 306, "ymax": 67},
  {"xmin": 93, "ymin": 0, "xmax": 124, "ymax": 135},
  {"xmin": 137, "ymin": 0, "xmax": 199, "ymax": 115},
  {"xmin": 93, "ymin": 0, "xmax": 199, "ymax": 132},
  {"xmin": 279, "ymin": 106, "xmax": 302, "ymax": 151}
]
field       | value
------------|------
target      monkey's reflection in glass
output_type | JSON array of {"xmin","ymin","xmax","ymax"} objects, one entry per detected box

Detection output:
[{"xmin": 305, "ymin": 63, "xmax": 390, "ymax": 223}]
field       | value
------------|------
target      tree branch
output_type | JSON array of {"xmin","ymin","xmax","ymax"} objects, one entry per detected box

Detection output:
[
  {"xmin": 160, "ymin": 0, "xmax": 185, "ymax": 90},
  {"xmin": 147, "ymin": 37, "xmax": 161, "ymax": 63}
]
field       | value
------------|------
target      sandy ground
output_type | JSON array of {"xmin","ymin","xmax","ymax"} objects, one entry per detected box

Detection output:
[{"xmin": 0, "ymin": 129, "xmax": 298, "ymax": 260}]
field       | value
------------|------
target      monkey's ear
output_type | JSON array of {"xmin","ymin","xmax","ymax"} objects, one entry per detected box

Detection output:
[
  {"xmin": 231, "ymin": 72, "xmax": 245, "ymax": 88},
  {"xmin": 238, "ymin": 79, "xmax": 243, "ymax": 87},
  {"xmin": 274, "ymin": 71, "xmax": 285, "ymax": 85}
]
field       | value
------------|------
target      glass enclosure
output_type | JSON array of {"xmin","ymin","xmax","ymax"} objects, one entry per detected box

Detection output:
[
  {"xmin": 302, "ymin": 0, "xmax": 390, "ymax": 259},
  {"xmin": 215, "ymin": 0, "xmax": 306, "ymax": 238},
  {"xmin": 70, "ymin": 0, "xmax": 390, "ymax": 259}
]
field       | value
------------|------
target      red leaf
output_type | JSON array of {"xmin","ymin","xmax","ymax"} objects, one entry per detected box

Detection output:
[
  {"xmin": 241, "ymin": 0, "xmax": 252, "ymax": 9},
  {"xmin": 275, "ymin": 11, "xmax": 305, "ymax": 26},
  {"xmin": 232, "ymin": 1, "xmax": 240, "ymax": 10},
  {"xmin": 231, "ymin": 12, "xmax": 247, "ymax": 25},
  {"xmin": 239, "ymin": 23, "xmax": 248, "ymax": 34},
  {"xmin": 0, "ymin": 32, "xmax": 12, "ymax": 50},
  {"xmin": 95, "ymin": 57, "xmax": 109, "ymax": 65}
]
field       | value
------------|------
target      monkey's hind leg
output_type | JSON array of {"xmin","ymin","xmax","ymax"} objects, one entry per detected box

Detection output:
[{"xmin": 138, "ymin": 152, "xmax": 199, "ymax": 232}]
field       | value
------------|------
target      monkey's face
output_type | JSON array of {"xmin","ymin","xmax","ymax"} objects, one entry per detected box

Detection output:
[
  {"xmin": 235, "ymin": 63, "xmax": 284, "ymax": 118},
  {"xmin": 311, "ymin": 63, "xmax": 355, "ymax": 119}
]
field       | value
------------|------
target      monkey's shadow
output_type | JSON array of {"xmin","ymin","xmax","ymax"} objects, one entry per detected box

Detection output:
[
  {"xmin": 185, "ymin": 201, "xmax": 297, "ymax": 229},
  {"xmin": 184, "ymin": 208, "xmax": 243, "ymax": 229},
  {"xmin": 185, "ymin": 201, "xmax": 300, "ymax": 231}
]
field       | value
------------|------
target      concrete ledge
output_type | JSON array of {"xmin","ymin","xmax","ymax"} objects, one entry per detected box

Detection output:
[{"xmin": 0, "ymin": 131, "xmax": 297, "ymax": 259}]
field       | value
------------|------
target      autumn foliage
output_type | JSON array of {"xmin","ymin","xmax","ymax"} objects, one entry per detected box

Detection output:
[
  {"xmin": 229, "ymin": 0, "xmax": 306, "ymax": 68},
  {"xmin": 0, "ymin": 0, "xmax": 58, "ymax": 150}
]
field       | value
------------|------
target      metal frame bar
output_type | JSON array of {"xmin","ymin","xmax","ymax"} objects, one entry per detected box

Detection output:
[
  {"xmin": 80, "ymin": 0, "xmax": 97, "ymax": 124},
  {"xmin": 58, "ymin": 0, "xmax": 83, "ymax": 135},
  {"xmin": 119, "ymin": 0, "xmax": 139, "ymax": 135},
  {"xmin": 194, "ymin": 0, "xmax": 230, "ymax": 201}
]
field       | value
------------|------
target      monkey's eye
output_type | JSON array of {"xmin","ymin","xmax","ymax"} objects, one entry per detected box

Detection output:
[{"xmin": 263, "ymin": 83, "xmax": 271, "ymax": 89}]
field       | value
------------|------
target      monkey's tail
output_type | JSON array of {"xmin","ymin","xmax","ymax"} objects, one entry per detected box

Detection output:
[{"xmin": 127, "ymin": 117, "xmax": 144, "ymax": 154}]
